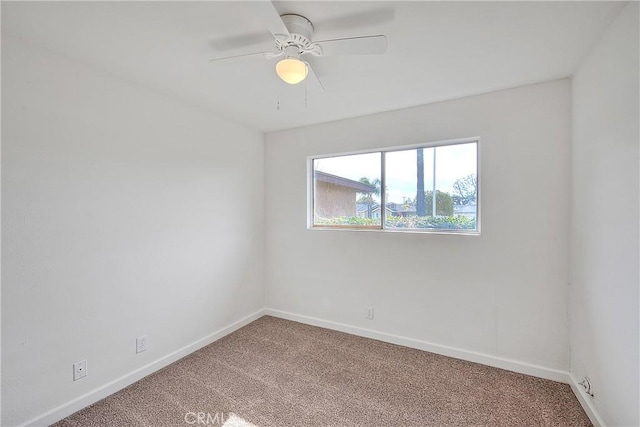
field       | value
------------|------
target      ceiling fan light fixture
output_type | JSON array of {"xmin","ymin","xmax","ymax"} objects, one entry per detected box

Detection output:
[{"xmin": 276, "ymin": 57, "xmax": 308, "ymax": 84}]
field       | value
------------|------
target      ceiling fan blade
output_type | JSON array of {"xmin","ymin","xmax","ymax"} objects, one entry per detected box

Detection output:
[
  {"xmin": 313, "ymin": 35, "xmax": 387, "ymax": 56},
  {"xmin": 208, "ymin": 32, "xmax": 273, "ymax": 52},
  {"xmin": 209, "ymin": 51, "xmax": 278, "ymax": 63},
  {"xmin": 263, "ymin": 51, "xmax": 284, "ymax": 60},
  {"xmin": 248, "ymin": 1, "xmax": 290, "ymax": 41},
  {"xmin": 315, "ymin": 8, "xmax": 394, "ymax": 33},
  {"xmin": 305, "ymin": 61, "xmax": 324, "ymax": 91}
]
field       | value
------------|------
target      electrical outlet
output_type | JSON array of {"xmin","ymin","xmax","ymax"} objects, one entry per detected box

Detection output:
[
  {"xmin": 365, "ymin": 306, "xmax": 374, "ymax": 320},
  {"xmin": 73, "ymin": 360, "xmax": 87, "ymax": 381},
  {"xmin": 579, "ymin": 376, "xmax": 594, "ymax": 397},
  {"xmin": 136, "ymin": 335, "xmax": 148, "ymax": 354}
]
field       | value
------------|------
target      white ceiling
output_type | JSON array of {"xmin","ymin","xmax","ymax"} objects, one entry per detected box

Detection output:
[{"xmin": 2, "ymin": 1, "xmax": 625, "ymax": 132}]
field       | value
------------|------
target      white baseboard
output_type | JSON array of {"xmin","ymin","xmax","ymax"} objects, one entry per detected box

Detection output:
[
  {"xmin": 569, "ymin": 373, "xmax": 606, "ymax": 427},
  {"xmin": 264, "ymin": 308, "xmax": 570, "ymax": 384},
  {"xmin": 24, "ymin": 308, "xmax": 596, "ymax": 427},
  {"xmin": 22, "ymin": 309, "xmax": 265, "ymax": 427}
]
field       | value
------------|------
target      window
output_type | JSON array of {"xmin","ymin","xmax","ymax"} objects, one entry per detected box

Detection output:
[
  {"xmin": 310, "ymin": 139, "xmax": 479, "ymax": 233},
  {"xmin": 312, "ymin": 152, "xmax": 381, "ymax": 228}
]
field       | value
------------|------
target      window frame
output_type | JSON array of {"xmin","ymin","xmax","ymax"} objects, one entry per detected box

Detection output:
[{"xmin": 308, "ymin": 136, "xmax": 481, "ymax": 235}]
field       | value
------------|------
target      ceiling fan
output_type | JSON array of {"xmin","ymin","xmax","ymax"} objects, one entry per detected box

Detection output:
[{"xmin": 209, "ymin": 1, "xmax": 388, "ymax": 88}]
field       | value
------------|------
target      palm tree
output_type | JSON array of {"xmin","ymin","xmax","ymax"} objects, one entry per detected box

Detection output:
[{"xmin": 358, "ymin": 177, "xmax": 381, "ymax": 218}]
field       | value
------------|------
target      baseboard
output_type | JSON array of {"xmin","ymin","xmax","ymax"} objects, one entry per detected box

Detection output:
[
  {"xmin": 22, "ymin": 309, "xmax": 265, "ymax": 427},
  {"xmin": 264, "ymin": 308, "xmax": 570, "ymax": 384},
  {"xmin": 569, "ymin": 373, "xmax": 606, "ymax": 427},
  {"xmin": 23, "ymin": 308, "xmax": 591, "ymax": 427}
]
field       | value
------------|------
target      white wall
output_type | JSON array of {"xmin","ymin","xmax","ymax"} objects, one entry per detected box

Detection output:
[
  {"xmin": 1, "ymin": 37, "xmax": 264, "ymax": 426},
  {"xmin": 570, "ymin": 3, "xmax": 639, "ymax": 426},
  {"xmin": 265, "ymin": 79, "xmax": 571, "ymax": 373}
]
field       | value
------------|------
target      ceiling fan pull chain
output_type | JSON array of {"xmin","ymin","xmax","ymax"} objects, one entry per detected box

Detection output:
[{"xmin": 304, "ymin": 78, "xmax": 308, "ymax": 108}]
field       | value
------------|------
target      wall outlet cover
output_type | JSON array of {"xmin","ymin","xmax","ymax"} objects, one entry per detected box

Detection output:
[
  {"xmin": 73, "ymin": 360, "xmax": 87, "ymax": 381},
  {"xmin": 366, "ymin": 306, "xmax": 375, "ymax": 320},
  {"xmin": 136, "ymin": 335, "xmax": 148, "ymax": 354}
]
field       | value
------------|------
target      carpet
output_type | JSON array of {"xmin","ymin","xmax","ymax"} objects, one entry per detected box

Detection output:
[{"xmin": 54, "ymin": 316, "xmax": 591, "ymax": 426}]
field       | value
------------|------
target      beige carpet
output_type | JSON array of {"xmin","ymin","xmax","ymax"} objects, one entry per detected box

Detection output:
[{"xmin": 55, "ymin": 316, "xmax": 591, "ymax": 427}]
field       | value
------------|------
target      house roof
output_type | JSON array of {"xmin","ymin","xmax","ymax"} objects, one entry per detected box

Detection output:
[
  {"xmin": 454, "ymin": 204, "xmax": 477, "ymax": 214},
  {"xmin": 314, "ymin": 171, "xmax": 376, "ymax": 193}
]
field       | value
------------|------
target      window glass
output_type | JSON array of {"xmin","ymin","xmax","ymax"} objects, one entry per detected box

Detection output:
[
  {"xmin": 313, "ymin": 152, "xmax": 382, "ymax": 227},
  {"xmin": 310, "ymin": 140, "xmax": 478, "ymax": 233},
  {"xmin": 385, "ymin": 142, "xmax": 477, "ymax": 230}
]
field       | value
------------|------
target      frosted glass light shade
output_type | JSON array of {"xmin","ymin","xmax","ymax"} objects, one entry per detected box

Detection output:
[{"xmin": 276, "ymin": 58, "xmax": 308, "ymax": 84}]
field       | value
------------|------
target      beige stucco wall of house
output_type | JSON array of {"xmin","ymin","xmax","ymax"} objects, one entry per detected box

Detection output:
[{"xmin": 314, "ymin": 182, "xmax": 357, "ymax": 219}]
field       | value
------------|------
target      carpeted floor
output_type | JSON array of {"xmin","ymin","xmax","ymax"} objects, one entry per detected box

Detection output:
[{"xmin": 55, "ymin": 316, "xmax": 591, "ymax": 427}]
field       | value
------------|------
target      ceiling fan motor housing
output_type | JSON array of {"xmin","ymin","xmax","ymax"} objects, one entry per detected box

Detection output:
[{"xmin": 276, "ymin": 14, "xmax": 314, "ymax": 52}]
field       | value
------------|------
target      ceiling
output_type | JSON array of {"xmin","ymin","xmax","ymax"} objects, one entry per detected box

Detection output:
[{"xmin": 2, "ymin": 1, "xmax": 625, "ymax": 132}]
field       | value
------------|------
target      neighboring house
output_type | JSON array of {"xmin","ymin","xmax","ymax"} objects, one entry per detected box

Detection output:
[
  {"xmin": 356, "ymin": 203, "xmax": 370, "ymax": 218},
  {"xmin": 358, "ymin": 202, "xmax": 397, "ymax": 219},
  {"xmin": 385, "ymin": 202, "xmax": 415, "ymax": 217},
  {"xmin": 366, "ymin": 201, "xmax": 477, "ymax": 219},
  {"xmin": 370, "ymin": 203, "xmax": 399, "ymax": 219},
  {"xmin": 454, "ymin": 204, "xmax": 477, "ymax": 218},
  {"xmin": 314, "ymin": 171, "xmax": 375, "ymax": 219}
]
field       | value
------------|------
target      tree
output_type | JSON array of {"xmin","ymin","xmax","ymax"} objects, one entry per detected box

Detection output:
[
  {"xmin": 423, "ymin": 190, "xmax": 453, "ymax": 216},
  {"xmin": 357, "ymin": 177, "xmax": 381, "ymax": 218},
  {"xmin": 452, "ymin": 174, "xmax": 477, "ymax": 206}
]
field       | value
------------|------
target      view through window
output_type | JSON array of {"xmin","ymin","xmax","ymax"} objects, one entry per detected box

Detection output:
[{"xmin": 312, "ymin": 140, "xmax": 478, "ymax": 232}]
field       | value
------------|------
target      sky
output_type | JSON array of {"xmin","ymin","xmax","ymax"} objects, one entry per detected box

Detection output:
[{"xmin": 314, "ymin": 142, "xmax": 477, "ymax": 203}]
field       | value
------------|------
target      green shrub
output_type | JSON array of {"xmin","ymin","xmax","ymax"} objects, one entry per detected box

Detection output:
[
  {"xmin": 386, "ymin": 215, "xmax": 476, "ymax": 230},
  {"xmin": 315, "ymin": 217, "xmax": 380, "ymax": 226},
  {"xmin": 315, "ymin": 215, "xmax": 476, "ymax": 230}
]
